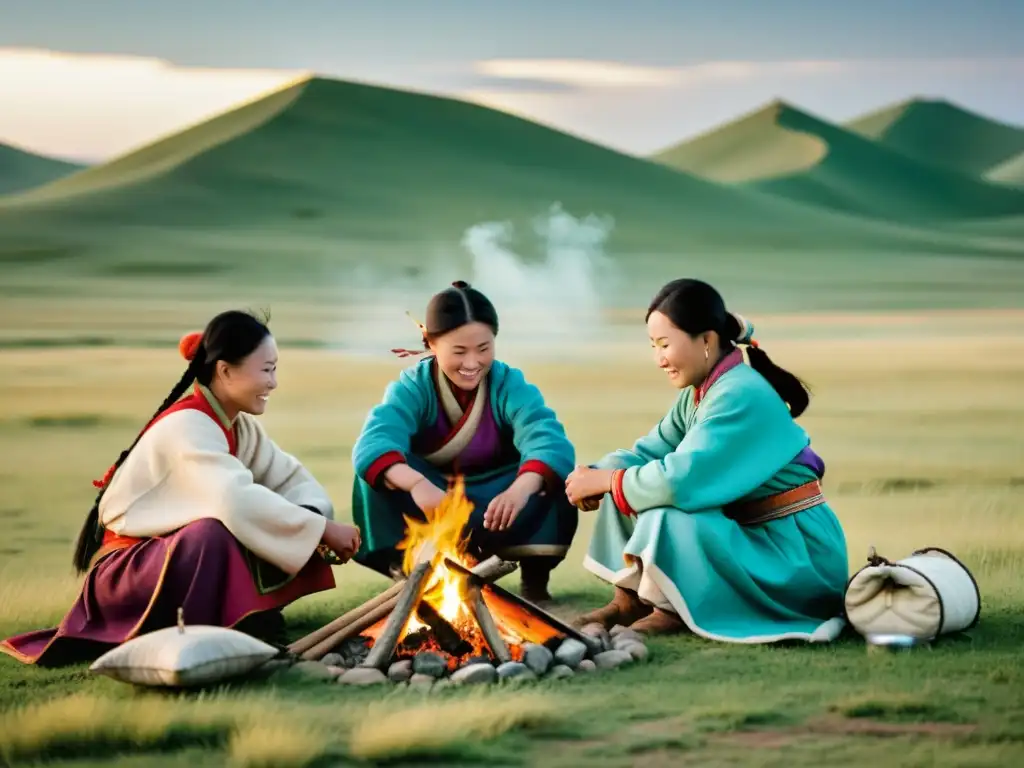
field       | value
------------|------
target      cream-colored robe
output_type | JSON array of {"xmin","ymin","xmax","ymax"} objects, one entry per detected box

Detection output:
[{"xmin": 98, "ymin": 408, "xmax": 332, "ymax": 574}]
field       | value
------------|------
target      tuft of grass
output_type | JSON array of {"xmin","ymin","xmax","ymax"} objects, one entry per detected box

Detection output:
[
  {"xmin": 228, "ymin": 722, "xmax": 332, "ymax": 768},
  {"xmin": 0, "ymin": 694, "xmax": 232, "ymax": 765},
  {"xmin": 690, "ymin": 705, "xmax": 793, "ymax": 733},
  {"xmin": 346, "ymin": 690, "xmax": 572, "ymax": 762},
  {"xmin": 831, "ymin": 693, "xmax": 964, "ymax": 723}
]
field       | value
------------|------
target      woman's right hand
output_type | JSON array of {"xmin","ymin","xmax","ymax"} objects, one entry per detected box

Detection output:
[
  {"xmin": 322, "ymin": 520, "xmax": 362, "ymax": 563},
  {"xmin": 410, "ymin": 478, "xmax": 447, "ymax": 513}
]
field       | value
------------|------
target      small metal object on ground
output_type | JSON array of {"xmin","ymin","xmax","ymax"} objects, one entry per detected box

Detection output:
[{"xmin": 865, "ymin": 634, "xmax": 931, "ymax": 653}]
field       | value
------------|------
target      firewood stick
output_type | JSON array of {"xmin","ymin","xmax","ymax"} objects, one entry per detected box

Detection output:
[
  {"xmin": 484, "ymin": 582, "xmax": 604, "ymax": 656},
  {"xmin": 361, "ymin": 543, "xmax": 437, "ymax": 669},
  {"xmin": 467, "ymin": 584, "xmax": 512, "ymax": 664},
  {"xmin": 442, "ymin": 555, "xmax": 518, "ymax": 585},
  {"xmin": 287, "ymin": 579, "xmax": 407, "ymax": 655},
  {"xmin": 302, "ymin": 595, "xmax": 398, "ymax": 661}
]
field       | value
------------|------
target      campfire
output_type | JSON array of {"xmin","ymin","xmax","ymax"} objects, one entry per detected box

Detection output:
[{"xmin": 287, "ymin": 479, "xmax": 648, "ymax": 686}]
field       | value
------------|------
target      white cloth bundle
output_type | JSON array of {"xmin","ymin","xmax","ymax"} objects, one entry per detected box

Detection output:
[
  {"xmin": 91, "ymin": 623, "xmax": 279, "ymax": 687},
  {"xmin": 844, "ymin": 547, "xmax": 981, "ymax": 641}
]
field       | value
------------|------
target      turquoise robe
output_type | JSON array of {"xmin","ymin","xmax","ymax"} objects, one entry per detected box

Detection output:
[
  {"xmin": 351, "ymin": 357, "xmax": 578, "ymax": 574},
  {"xmin": 585, "ymin": 356, "xmax": 849, "ymax": 643}
]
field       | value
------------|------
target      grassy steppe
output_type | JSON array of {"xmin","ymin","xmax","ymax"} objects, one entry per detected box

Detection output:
[{"xmin": 1, "ymin": 306, "xmax": 1022, "ymax": 767}]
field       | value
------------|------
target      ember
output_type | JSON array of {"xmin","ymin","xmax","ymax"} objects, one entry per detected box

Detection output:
[{"xmin": 286, "ymin": 479, "xmax": 649, "ymax": 686}]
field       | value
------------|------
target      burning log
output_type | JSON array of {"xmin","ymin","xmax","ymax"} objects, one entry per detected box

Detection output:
[
  {"xmin": 288, "ymin": 579, "xmax": 406, "ymax": 657},
  {"xmin": 437, "ymin": 556, "xmax": 599, "ymax": 652},
  {"xmin": 466, "ymin": 584, "xmax": 512, "ymax": 664},
  {"xmin": 483, "ymin": 581, "xmax": 605, "ymax": 657},
  {"xmin": 361, "ymin": 543, "xmax": 437, "ymax": 670},
  {"xmin": 412, "ymin": 602, "xmax": 473, "ymax": 657}
]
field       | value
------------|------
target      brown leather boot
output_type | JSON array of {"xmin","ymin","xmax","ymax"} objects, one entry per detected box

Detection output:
[
  {"xmin": 629, "ymin": 607, "xmax": 687, "ymax": 636},
  {"xmin": 573, "ymin": 587, "xmax": 652, "ymax": 630}
]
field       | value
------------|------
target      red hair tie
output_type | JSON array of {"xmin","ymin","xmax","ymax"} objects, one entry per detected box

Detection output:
[
  {"xmin": 178, "ymin": 331, "xmax": 203, "ymax": 361},
  {"xmin": 92, "ymin": 464, "xmax": 117, "ymax": 489}
]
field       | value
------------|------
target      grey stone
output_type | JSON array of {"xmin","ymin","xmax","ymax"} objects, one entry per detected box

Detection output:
[
  {"xmin": 553, "ymin": 638, "xmax": 589, "ymax": 669},
  {"xmin": 408, "ymin": 673, "xmax": 435, "ymax": 688},
  {"xmin": 339, "ymin": 667, "xmax": 389, "ymax": 686},
  {"xmin": 388, "ymin": 659, "xmax": 414, "ymax": 682},
  {"xmin": 290, "ymin": 660, "xmax": 336, "ymax": 681},
  {"xmin": 579, "ymin": 623, "xmax": 612, "ymax": 651},
  {"xmin": 320, "ymin": 652, "xmax": 345, "ymax": 668},
  {"xmin": 459, "ymin": 654, "xmax": 493, "ymax": 669},
  {"xmin": 593, "ymin": 650, "xmax": 634, "ymax": 670},
  {"xmin": 610, "ymin": 627, "xmax": 644, "ymax": 645},
  {"xmin": 577, "ymin": 659, "xmax": 597, "ymax": 673},
  {"xmin": 432, "ymin": 679, "xmax": 453, "ymax": 692},
  {"xmin": 450, "ymin": 662, "xmax": 499, "ymax": 685},
  {"xmin": 496, "ymin": 661, "xmax": 536, "ymax": 682},
  {"xmin": 340, "ymin": 637, "xmax": 372, "ymax": 667},
  {"xmin": 618, "ymin": 641, "xmax": 649, "ymax": 662},
  {"xmin": 412, "ymin": 651, "xmax": 449, "ymax": 678},
  {"xmin": 547, "ymin": 664, "xmax": 574, "ymax": 680},
  {"xmin": 522, "ymin": 643, "xmax": 554, "ymax": 676},
  {"xmin": 325, "ymin": 665, "xmax": 345, "ymax": 678}
]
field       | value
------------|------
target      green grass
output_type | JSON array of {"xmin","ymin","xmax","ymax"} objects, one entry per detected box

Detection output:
[
  {"xmin": 0, "ymin": 141, "xmax": 82, "ymax": 197},
  {"xmin": 651, "ymin": 100, "xmax": 1024, "ymax": 222},
  {"xmin": 2, "ymin": 313, "xmax": 1023, "ymax": 767}
]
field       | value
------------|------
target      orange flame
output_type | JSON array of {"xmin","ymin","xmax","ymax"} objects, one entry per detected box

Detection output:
[{"xmin": 396, "ymin": 476, "xmax": 476, "ymax": 633}]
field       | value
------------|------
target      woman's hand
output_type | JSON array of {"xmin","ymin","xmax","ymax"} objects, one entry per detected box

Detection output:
[
  {"xmin": 564, "ymin": 465, "xmax": 615, "ymax": 508},
  {"xmin": 410, "ymin": 477, "xmax": 447, "ymax": 513},
  {"xmin": 484, "ymin": 472, "xmax": 543, "ymax": 531},
  {"xmin": 321, "ymin": 520, "xmax": 362, "ymax": 563}
]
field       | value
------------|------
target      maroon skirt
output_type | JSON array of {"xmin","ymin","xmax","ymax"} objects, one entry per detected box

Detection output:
[{"xmin": 0, "ymin": 518, "xmax": 335, "ymax": 666}]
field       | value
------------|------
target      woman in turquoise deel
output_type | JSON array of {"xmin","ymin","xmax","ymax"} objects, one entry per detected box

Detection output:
[
  {"xmin": 566, "ymin": 278, "xmax": 848, "ymax": 641},
  {"xmin": 351, "ymin": 281, "xmax": 578, "ymax": 604}
]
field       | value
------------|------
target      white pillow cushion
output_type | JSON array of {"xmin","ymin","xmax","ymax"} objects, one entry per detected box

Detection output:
[{"xmin": 90, "ymin": 625, "xmax": 279, "ymax": 687}]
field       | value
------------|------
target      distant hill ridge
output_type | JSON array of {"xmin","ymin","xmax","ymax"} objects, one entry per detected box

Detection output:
[
  {"xmin": 1, "ymin": 76, "xmax": 1020, "ymax": 278},
  {"xmin": 0, "ymin": 141, "xmax": 83, "ymax": 196},
  {"xmin": 651, "ymin": 99, "xmax": 1024, "ymax": 222},
  {"xmin": 0, "ymin": 75, "xmax": 930, "ymax": 252},
  {"xmin": 845, "ymin": 98, "xmax": 1024, "ymax": 177}
]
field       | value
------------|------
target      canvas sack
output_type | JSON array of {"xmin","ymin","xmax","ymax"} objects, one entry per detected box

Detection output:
[{"xmin": 844, "ymin": 547, "xmax": 981, "ymax": 640}]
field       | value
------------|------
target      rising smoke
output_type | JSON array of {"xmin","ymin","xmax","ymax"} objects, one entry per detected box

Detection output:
[{"xmin": 338, "ymin": 204, "xmax": 620, "ymax": 360}]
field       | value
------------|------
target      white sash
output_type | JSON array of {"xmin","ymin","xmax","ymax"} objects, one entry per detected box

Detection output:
[{"xmin": 422, "ymin": 366, "xmax": 488, "ymax": 467}]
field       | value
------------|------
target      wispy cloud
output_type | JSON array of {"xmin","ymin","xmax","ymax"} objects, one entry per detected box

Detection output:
[
  {"xmin": 0, "ymin": 48, "xmax": 303, "ymax": 161},
  {"xmin": 469, "ymin": 56, "xmax": 1024, "ymax": 93},
  {"xmin": 474, "ymin": 59, "xmax": 683, "ymax": 87}
]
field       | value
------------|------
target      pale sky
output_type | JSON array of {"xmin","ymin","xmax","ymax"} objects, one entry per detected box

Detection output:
[{"xmin": 2, "ymin": 0, "xmax": 1023, "ymax": 162}]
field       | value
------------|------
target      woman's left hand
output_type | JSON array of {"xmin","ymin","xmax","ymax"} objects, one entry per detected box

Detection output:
[
  {"xmin": 564, "ymin": 466, "xmax": 615, "ymax": 507},
  {"xmin": 484, "ymin": 484, "xmax": 531, "ymax": 531}
]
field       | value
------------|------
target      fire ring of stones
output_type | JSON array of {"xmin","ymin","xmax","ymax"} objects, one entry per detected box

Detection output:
[
  {"xmin": 273, "ymin": 546, "xmax": 649, "ymax": 689},
  {"xmin": 268, "ymin": 622, "xmax": 648, "ymax": 689}
]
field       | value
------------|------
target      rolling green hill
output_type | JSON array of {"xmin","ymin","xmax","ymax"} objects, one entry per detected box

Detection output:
[
  {"xmin": 1, "ymin": 77, "xmax": 1022, "ymax": 317},
  {"xmin": 651, "ymin": 100, "xmax": 1024, "ymax": 222},
  {"xmin": 846, "ymin": 98, "xmax": 1024, "ymax": 178},
  {"xmin": 0, "ymin": 141, "xmax": 83, "ymax": 196},
  {"xmin": 0, "ymin": 77, "xmax": 990, "ymax": 262}
]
